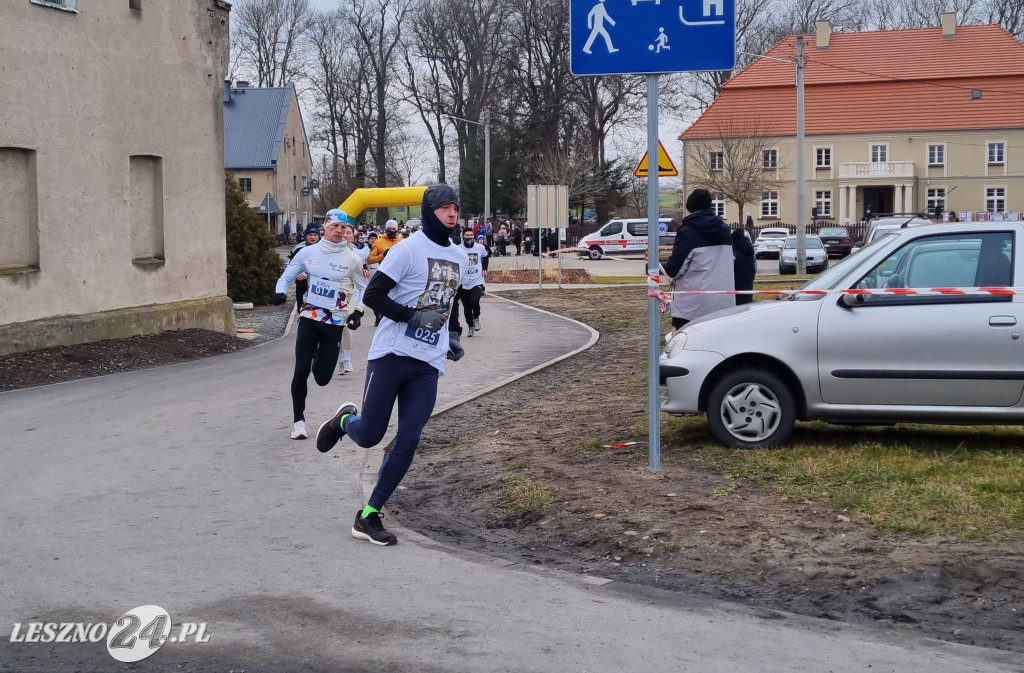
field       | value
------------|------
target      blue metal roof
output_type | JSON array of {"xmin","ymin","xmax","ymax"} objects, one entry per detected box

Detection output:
[{"xmin": 223, "ymin": 83, "xmax": 293, "ymax": 170}]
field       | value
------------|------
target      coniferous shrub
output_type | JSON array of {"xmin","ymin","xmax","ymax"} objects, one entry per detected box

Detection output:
[{"xmin": 225, "ymin": 173, "xmax": 283, "ymax": 304}]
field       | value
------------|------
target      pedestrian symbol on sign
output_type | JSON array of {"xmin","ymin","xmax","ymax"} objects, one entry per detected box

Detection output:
[{"xmin": 583, "ymin": 0, "xmax": 619, "ymax": 54}]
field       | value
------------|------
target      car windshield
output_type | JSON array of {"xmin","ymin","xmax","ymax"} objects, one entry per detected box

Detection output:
[
  {"xmin": 798, "ymin": 232, "xmax": 897, "ymax": 293},
  {"xmin": 784, "ymin": 237, "xmax": 823, "ymax": 249},
  {"xmin": 818, "ymin": 228, "xmax": 848, "ymax": 237}
]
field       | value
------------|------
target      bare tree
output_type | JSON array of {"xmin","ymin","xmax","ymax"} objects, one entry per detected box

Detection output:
[
  {"xmin": 984, "ymin": 0, "xmax": 1024, "ymax": 38},
  {"xmin": 683, "ymin": 118, "xmax": 787, "ymax": 220},
  {"xmin": 233, "ymin": 0, "xmax": 314, "ymax": 87},
  {"xmin": 345, "ymin": 0, "xmax": 411, "ymax": 222},
  {"xmin": 530, "ymin": 149, "xmax": 607, "ymax": 204},
  {"xmin": 571, "ymin": 76, "xmax": 646, "ymax": 167},
  {"xmin": 891, "ymin": 0, "xmax": 981, "ymax": 27},
  {"xmin": 404, "ymin": 0, "xmax": 509, "ymax": 199},
  {"xmin": 684, "ymin": 0, "xmax": 776, "ymax": 113}
]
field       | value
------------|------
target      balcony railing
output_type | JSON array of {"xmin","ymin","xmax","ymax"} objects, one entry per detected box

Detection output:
[{"xmin": 838, "ymin": 161, "xmax": 915, "ymax": 179}]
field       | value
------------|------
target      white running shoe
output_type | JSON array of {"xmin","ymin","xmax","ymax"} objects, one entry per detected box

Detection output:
[
  {"xmin": 467, "ymin": 325, "xmax": 475, "ymax": 337},
  {"xmin": 291, "ymin": 420, "xmax": 307, "ymax": 439},
  {"xmin": 343, "ymin": 360, "xmax": 354, "ymax": 374},
  {"xmin": 473, "ymin": 319, "xmax": 481, "ymax": 331}
]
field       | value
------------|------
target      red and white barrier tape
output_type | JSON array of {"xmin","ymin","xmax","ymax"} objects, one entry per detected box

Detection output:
[
  {"xmin": 645, "ymin": 275, "xmax": 1016, "ymax": 303},
  {"xmin": 539, "ymin": 245, "xmax": 616, "ymax": 257}
]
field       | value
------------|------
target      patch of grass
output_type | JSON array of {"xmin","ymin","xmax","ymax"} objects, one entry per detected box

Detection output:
[
  {"xmin": 577, "ymin": 440, "xmax": 605, "ymax": 453},
  {"xmin": 503, "ymin": 459, "xmax": 530, "ymax": 471},
  {"xmin": 495, "ymin": 477, "xmax": 555, "ymax": 517},
  {"xmin": 669, "ymin": 427, "xmax": 1024, "ymax": 539},
  {"xmin": 604, "ymin": 318, "xmax": 640, "ymax": 329},
  {"xmin": 591, "ymin": 275, "xmax": 648, "ymax": 284}
]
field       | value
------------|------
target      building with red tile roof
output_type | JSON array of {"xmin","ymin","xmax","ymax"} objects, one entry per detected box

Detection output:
[{"xmin": 680, "ymin": 14, "xmax": 1024, "ymax": 228}]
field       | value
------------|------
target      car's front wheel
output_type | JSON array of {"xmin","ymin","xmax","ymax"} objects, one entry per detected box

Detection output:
[
  {"xmin": 588, "ymin": 246, "xmax": 602, "ymax": 260},
  {"xmin": 706, "ymin": 369, "xmax": 796, "ymax": 447}
]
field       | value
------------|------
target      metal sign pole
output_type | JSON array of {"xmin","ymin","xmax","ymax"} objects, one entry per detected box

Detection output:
[{"xmin": 646, "ymin": 75, "xmax": 661, "ymax": 472}]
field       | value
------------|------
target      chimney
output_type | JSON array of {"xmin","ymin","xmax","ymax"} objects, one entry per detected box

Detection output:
[
  {"xmin": 236, "ymin": 81, "xmax": 250, "ymax": 88},
  {"xmin": 815, "ymin": 19, "xmax": 831, "ymax": 49},
  {"xmin": 941, "ymin": 11, "xmax": 956, "ymax": 38}
]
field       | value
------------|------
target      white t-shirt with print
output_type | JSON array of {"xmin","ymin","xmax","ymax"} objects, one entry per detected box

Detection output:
[
  {"xmin": 367, "ymin": 231, "xmax": 468, "ymax": 374},
  {"xmin": 461, "ymin": 242, "xmax": 488, "ymax": 289}
]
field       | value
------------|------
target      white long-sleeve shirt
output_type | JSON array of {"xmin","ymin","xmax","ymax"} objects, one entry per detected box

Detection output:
[{"xmin": 276, "ymin": 240, "xmax": 366, "ymax": 326}]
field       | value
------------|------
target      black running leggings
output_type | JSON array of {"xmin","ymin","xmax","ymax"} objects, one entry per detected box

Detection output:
[{"xmin": 291, "ymin": 318, "xmax": 343, "ymax": 422}]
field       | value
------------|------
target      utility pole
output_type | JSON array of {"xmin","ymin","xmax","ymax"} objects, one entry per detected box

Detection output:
[
  {"xmin": 795, "ymin": 35, "xmax": 807, "ymax": 274},
  {"xmin": 483, "ymin": 109, "xmax": 491, "ymax": 228}
]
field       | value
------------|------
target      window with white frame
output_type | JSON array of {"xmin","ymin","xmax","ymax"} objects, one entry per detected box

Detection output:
[
  {"xmin": 870, "ymin": 144, "xmax": 888, "ymax": 163},
  {"xmin": 762, "ymin": 148, "xmax": 778, "ymax": 169},
  {"xmin": 760, "ymin": 191, "xmax": 779, "ymax": 218},
  {"xmin": 815, "ymin": 147, "xmax": 831, "ymax": 168},
  {"xmin": 709, "ymin": 150, "xmax": 724, "ymax": 171},
  {"xmin": 928, "ymin": 144, "xmax": 945, "ymax": 166},
  {"xmin": 814, "ymin": 190, "xmax": 832, "ymax": 218},
  {"xmin": 987, "ymin": 187, "xmax": 1006, "ymax": 213},
  {"xmin": 988, "ymin": 142, "xmax": 1005, "ymax": 165},
  {"xmin": 712, "ymin": 194, "xmax": 726, "ymax": 217},
  {"xmin": 238, "ymin": 178, "xmax": 252, "ymax": 193},
  {"xmin": 926, "ymin": 187, "xmax": 946, "ymax": 214}
]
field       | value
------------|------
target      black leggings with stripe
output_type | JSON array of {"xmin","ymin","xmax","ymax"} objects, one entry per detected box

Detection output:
[
  {"xmin": 291, "ymin": 318, "xmax": 343, "ymax": 422},
  {"xmin": 342, "ymin": 353, "xmax": 439, "ymax": 510}
]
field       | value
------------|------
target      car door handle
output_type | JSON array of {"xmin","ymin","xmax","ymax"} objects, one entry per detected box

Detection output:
[{"xmin": 989, "ymin": 316, "xmax": 1017, "ymax": 326}]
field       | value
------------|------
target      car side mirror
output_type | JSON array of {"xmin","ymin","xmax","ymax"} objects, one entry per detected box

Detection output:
[{"xmin": 839, "ymin": 293, "xmax": 866, "ymax": 308}]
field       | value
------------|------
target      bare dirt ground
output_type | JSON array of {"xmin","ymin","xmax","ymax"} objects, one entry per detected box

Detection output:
[
  {"xmin": 3, "ymin": 290, "xmax": 1022, "ymax": 653},
  {"xmin": 391, "ymin": 287, "xmax": 1024, "ymax": 654}
]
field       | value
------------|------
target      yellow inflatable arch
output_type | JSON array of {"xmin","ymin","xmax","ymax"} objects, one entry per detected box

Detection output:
[{"xmin": 338, "ymin": 186, "xmax": 428, "ymax": 219}]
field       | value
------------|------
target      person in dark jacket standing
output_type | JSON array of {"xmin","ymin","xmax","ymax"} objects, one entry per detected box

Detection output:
[
  {"xmin": 731, "ymin": 228, "xmax": 756, "ymax": 305},
  {"xmin": 662, "ymin": 189, "xmax": 734, "ymax": 331},
  {"xmin": 287, "ymin": 225, "xmax": 322, "ymax": 312}
]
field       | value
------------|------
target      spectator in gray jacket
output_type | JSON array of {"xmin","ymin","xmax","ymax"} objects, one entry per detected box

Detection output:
[{"xmin": 662, "ymin": 189, "xmax": 735, "ymax": 331}]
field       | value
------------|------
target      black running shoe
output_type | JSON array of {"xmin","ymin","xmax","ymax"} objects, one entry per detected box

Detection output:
[
  {"xmin": 316, "ymin": 402, "xmax": 357, "ymax": 453},
  {"xmin": 352, "ymin": 510, "xmax": 397, "ymax": 546}
]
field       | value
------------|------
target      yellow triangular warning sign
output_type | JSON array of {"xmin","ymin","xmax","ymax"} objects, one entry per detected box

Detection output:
[{"xmin": 634, "ymin": 140, "xmax": 678, "ymax": 178}]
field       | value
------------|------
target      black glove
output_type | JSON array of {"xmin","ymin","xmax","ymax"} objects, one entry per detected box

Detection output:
[
  {"xmin": 447, "ymin": 331, "xmax": 465, "ymax": 361},
  {"xmin": 346, "ymin": 309, "xmax": 363, "ymax": 330},
  {"xmin": 273, "ymin": 292, "xmax": 287, "ymax": 305},
  {"xmin": 407, "ymin": 308, "xmax": 446, "ymax": 333}
]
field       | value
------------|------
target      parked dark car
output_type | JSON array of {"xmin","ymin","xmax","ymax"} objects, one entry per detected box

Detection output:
[
  {"xmin": 643, "ymin": 231, "xmax": 677, "ymax": 267},
  {"xmin": 817, "ymin": 227, "xmax": 854, "ymax": 257}
]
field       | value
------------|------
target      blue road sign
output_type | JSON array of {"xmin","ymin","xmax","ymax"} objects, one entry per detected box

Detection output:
[{"xmin": 570, "ymin": 0, "xmax": 736, "ymax": 76}]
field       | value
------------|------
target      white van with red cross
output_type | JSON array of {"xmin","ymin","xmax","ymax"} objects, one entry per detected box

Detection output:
[{"xmin": 577, "ymin": 218, "xmax": 672, "ymax": 260}]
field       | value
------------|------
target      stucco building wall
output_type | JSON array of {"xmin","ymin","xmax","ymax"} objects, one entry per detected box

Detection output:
[{"xmin": 0, "ymin": 0, "xmax": 233, "ymax": 354}]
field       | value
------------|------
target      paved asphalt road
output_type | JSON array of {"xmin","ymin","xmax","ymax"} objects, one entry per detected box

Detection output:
[{"xmin": 0, "ymin": 296, "xmax": 1015, "ymax": 672}]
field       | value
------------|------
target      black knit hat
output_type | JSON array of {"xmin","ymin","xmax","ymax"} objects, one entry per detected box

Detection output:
[
  {"xmin": 423, "ymin": 184, "xmax": 460, "ymax": 212},
  {"xmin": 420, "ymin": 184, "xmax": 460, "ymax": 246},
  {"xmin": 685, "ymin": 188, "xmax": 713, "ymax": 213}
]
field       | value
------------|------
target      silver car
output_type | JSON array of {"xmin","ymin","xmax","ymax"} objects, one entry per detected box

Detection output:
[
  {"xmin": 778, "ymin": 235, "xmax": 828, "ymax": 274},
  {"xmin": 660, "ymin": 221, "xmax": 1019, "ymax": 447}
]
